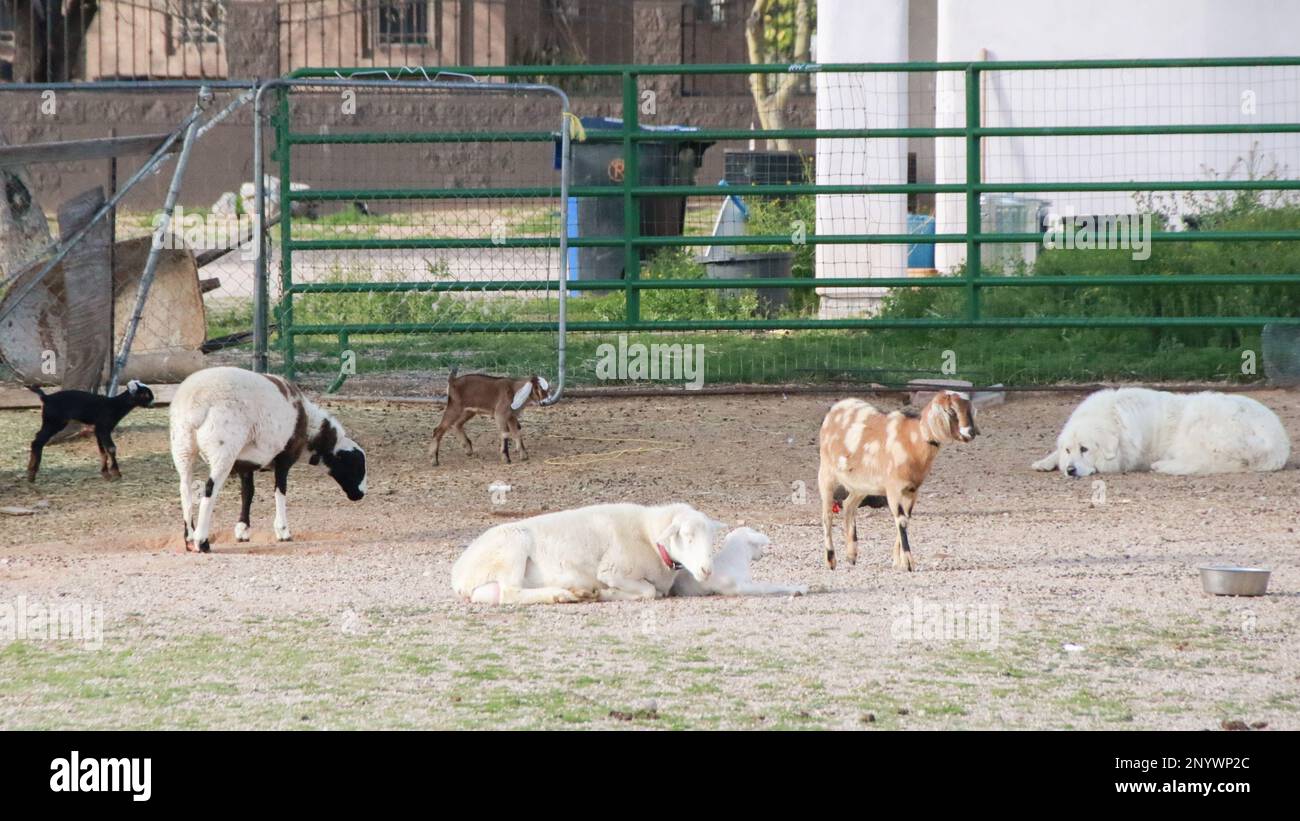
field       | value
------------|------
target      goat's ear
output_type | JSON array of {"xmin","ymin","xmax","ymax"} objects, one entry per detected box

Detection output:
[
  {"xmin": 127, "ymin": 379, "xmax": 141, "ymax": 394},
  {"xmin": 537, "ymin": 376, "xmax": 550, "ymax": 393},
  {"xmin": 511, "ymin": 382, "xmax": 534, "ymax": 411},
  {"xmin": 309, "ymin": 452, "xmax": 321, "ymax": 465}
]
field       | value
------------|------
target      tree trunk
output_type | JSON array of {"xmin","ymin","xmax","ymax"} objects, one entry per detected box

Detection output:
[{"xmin": 744, "ymin": 0, "xmax": 813, "ymax": 151}]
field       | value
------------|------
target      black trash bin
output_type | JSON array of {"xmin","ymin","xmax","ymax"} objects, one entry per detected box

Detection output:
[{"xmin": 562, "ymin": 117, "xmax": 714, "ymax": 280}]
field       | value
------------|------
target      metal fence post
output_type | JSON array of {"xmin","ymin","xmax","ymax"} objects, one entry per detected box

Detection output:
[
  {"xmin": 108, "ymin": 86, "xmax": 211, "ymax": 394},
  {"xmin": 622, "ymin": 71, "xmax": 641, "ymax": 323},
  {"xmin": 252, "ymin": 80, "xmax": 269, "ymax": 374},
  {"xmin": 543, "ymin": 95, "xmax": 572, "ymax": 405},
  {"xmin": 964, "ymin": 65, "xmax": 982, "ymax": 321},
  {"xmin": 275, "ymin": 85, "xmax": 296, "ymax": 380}
]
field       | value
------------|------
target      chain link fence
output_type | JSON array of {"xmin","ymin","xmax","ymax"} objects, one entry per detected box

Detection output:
[
  {"xmin": 0, "ymin": 81, "xmax": 261, "ymax": 398},
  {"xmin": 3, "ymin": 59, "xmax": 1300, "ymax": 403}
]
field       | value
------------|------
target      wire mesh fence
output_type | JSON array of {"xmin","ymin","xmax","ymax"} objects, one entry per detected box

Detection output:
[{"xmin": 0, "ymin": 81, "xmax": 261, "ymax": 397}]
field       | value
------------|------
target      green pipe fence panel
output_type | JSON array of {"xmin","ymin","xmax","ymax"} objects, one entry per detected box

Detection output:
[
  {"xmin": 275, "ymin": 60, "xmax": 1300, "ymax": 391},
  {"xmin": 266, "ymin": 76, "xmax": 570, "ymax": 396}
]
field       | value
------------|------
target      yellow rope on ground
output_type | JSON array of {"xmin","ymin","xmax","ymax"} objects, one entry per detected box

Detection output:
[{"xmin": 545, "ymin": 434, "xmax": 685, "ymax": 467}]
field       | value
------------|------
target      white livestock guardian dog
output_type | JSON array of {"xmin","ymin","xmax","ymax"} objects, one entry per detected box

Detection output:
[
  {"xmin": 1032, "ymin": 388, "xmax": 1290, "ymax": 477},
  {"xmin": 670, "ymin": 527, "xmax": 808, "ymax": 598},
  {"xmin": 452, "ymin": 503, "xmax": 725, "ymax": 605}
]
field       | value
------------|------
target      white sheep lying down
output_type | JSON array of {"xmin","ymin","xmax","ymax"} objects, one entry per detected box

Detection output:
[
  {"xmin": 452, "ymin": 502, "xmax": 725, "ymax": 605},
  {"xmin": 169, "ymin": 366, "xmax": 366, "ymax": 553}
]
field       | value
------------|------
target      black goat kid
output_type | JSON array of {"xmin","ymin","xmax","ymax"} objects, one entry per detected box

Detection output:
[{"xmin": 26, "ymin": 380, "xmax": 155, "ymax": 482}]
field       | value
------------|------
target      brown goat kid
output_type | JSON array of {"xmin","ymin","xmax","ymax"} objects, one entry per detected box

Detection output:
[
  {"xmin": 817, "ymin": 390, "xmax": 980, "ymax": 572},
  {"xmin": 432, "ymin": 368, "xmax": 551, "ymax": 465}
]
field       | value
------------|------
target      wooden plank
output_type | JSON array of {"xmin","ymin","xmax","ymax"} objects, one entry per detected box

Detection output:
[
  {"xmin": 58, "ymin": 188, "xmax": 113, "ymax": 395},
  {"xmin": 0, "ymin": 134, "xmax": 178, "ymax": 168},
  {"xmin": 0, "ymin": 383, "xmax": 179, "ymax": 410}
]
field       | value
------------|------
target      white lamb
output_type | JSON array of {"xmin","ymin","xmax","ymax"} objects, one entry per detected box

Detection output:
[
  {"xmin": 670, "ymin": 527, "xmax": 808, "ymax": 598},
  {"xmin": 169, "ymin": 366, "xmax": 367, "ymax": 553}
]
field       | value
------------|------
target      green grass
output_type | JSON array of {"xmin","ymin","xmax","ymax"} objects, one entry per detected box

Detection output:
[
  {"xmin": 508, "ymin": 206, "xmax": 561, "ymax": 237},
  {"xmin": 284, "ymin": 322, "xmax": 1263, "ymax": 389},
  {"xmin": 0, "ymin": 615, "xmax": 803, "ymax": 729},
  {"xmin": 288, "ymin": 205, "xmax": 418, "ymax": 240},
  {"xmin": 3, "ymin": 603, "xmax": 1289, "ymax": 729}
]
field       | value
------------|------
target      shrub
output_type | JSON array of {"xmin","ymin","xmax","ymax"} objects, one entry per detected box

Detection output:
[
  {"xmin": 874, "ymin": 194, "xmax": 1300, "ymax": 382},
  {"xmin": 585, "ymin": 248, "xmax": 759, "ymax": 322},
  {"xmin": 744, "ymin": 193, "xmax": 818, "ymax": 315},
  {"xmin": 291, "ymin": 261, "xmax": 555, "ymax": 328},
  {"xmin": 884, "ymin": 202, "xmax": 1300, "ymax": 329}
]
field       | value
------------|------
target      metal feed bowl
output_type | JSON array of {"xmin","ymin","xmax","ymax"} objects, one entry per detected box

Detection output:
[{"xmin": 1199, "ymin": 565, "xmax": 1271, "ymax": 596}]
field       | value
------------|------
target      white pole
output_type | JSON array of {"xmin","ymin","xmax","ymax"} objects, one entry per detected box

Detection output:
[{"xmin": 815, "ymin": 0, "xmax": 909, "ymax": 318}]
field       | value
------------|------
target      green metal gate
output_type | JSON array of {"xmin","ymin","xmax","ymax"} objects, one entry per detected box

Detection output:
[{"xmin": 271, "ymin": 59, "xmax": 1300, "ymax": 390}]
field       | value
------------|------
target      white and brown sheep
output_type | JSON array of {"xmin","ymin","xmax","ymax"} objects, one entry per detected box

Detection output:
[
  {"xmin": 169, "ymin": 366, "xmax": 366, "ymax": 553},
  {"xmin": 817, "ymin": 390, "xmax": 979, "ymax": 572}
]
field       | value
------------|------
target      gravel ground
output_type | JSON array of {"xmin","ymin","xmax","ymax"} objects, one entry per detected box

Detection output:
[{"xmin": 1, "ymin": 390, "xmax": 1297, "ymax": 730}]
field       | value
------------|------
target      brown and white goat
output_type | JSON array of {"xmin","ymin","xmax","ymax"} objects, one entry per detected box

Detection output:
[
  {"xmin": 817, "ymin": 390, "xmax": 979, "ymax": 572},
  {"xmin": 431, "ymin": 367, "xmax": 551, "ymax": 465}
]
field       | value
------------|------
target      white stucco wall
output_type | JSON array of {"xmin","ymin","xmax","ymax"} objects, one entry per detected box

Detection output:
[
  {"xmin": 815, "ymin": 0, "xmax": 909, "ymax": 316},
  {"xmin": 931, "ymin": 0, "xmax": 1300, "ymax": 270}
]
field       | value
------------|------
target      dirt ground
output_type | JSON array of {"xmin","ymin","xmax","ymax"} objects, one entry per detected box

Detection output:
[{"xmin": 1, "ymin": 389, "xmax": 1298, "ymax": 730}]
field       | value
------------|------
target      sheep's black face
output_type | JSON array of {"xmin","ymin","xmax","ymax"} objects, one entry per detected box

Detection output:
[{"xmin": 325, "ymin": 446, "xmax": 366, "ymax": 501}]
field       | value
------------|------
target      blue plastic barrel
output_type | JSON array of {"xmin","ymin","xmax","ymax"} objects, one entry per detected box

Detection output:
[{"xmin": 907, "ymin": 213, "xmax": 935, "ymax": 268}]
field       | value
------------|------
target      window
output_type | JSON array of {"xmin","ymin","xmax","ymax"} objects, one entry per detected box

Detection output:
[
  {"xmin": 686, "ymin": 0, "xmax": 730, "ymax": 24},
  {"xmin": 175, "ymin": 0, "xmax": 226, "ymax": 46},
  {"xmin": 378, "ymin": 1, "xmax": 430, "ymax": 45},
  {"xmin": 681, "ymin": 0, "xmax": 749, "ymax": 96}
]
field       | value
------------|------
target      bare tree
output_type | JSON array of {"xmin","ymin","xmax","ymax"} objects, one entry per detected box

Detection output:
[{"xmin": 744, "ymin": 0, "xmax": 813, "ymax": 150}]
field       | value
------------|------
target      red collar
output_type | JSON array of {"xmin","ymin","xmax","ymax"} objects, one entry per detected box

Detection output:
[{"xmin": 656, "ymin": 542, "xmax": 681, "ymax": 570}]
